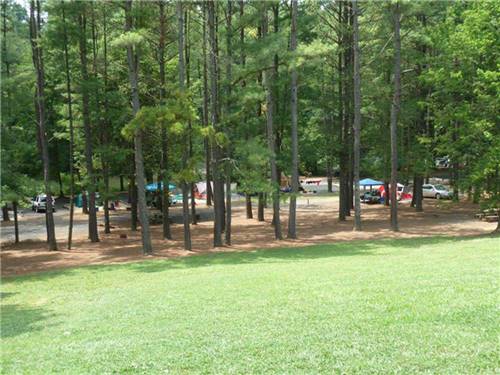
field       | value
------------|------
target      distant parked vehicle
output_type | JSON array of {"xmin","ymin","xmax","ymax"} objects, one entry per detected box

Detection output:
[
  {"xmin": 31, "ymin": 194, "xmax": 56, "ymax": 213},
  {"xmin": 361, "ymin": 191, "xmax": 381, "ymax": 204},
  {"xmin": 300, "ymin": 178, "xmax": 338, "ymax": 193},
  {"xmin": 422, "ymin": 184, "xmax": 451, "ymax": 199},
  {"xmin": 435, "ymin": 156, "xmax": 450, "ymax": 169}
]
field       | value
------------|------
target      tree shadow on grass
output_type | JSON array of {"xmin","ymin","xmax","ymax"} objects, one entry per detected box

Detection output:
[
  {"xmin": 128, "ymin": 235, "xmax": 487, "ymax": 274},
  {"xmin": 0, "ymin": 292, "xmax": 17, "ymax": 300},
  {"xmin": 1, "ymin": 303, "xmax": 56, "ymax": 338},
  {"xmin": 2, "ymin": 235, "xmax": 494, "ymax": 283}
]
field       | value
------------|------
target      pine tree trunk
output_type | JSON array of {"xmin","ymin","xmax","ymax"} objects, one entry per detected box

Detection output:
[
  {"xmin": 327, "ymin": 161, "xmax": 333, "ymax": 193},
  {"xmin": 258, "ymin": 192, "xmax": 265, "ymax": 221},
  {"xmin": 390, "ymin": 2, "xmax": 401, "ymax": 232},
  {"xmin": 29, "ymin": 0, "xmax": 57, "ymax": 251},
  {"xmin": 78, "ymin": 8, "xmax": 99, "ymax": 243},
  {"xmin": 2, "ymin": 206, "xmax": 9, "ymax": 221},
  {"xmin": 205, "ymin": 140, "xmax": 213, "ymax": 206},
  {"xmin": 452, "ymin": 122, "xmax": 460, "ymax": 202},
  {"xmin": 158, "ymin": 0, "xmax": 172, "ymax": 240},
  {"xmin": 124, "ymin": 0, "xmax": 152, "ymax": 254},
  {"xmin": 344, "ymin": 1, "xmax": 353, "ymax": 217},
  {"xmin": 246, "ymin": 194, "xmax": 253, "ymax": 219},
  {"xmin": 415, "ymin": 175, "xmax": 423, "ymax": 212},
  {"xmin": 129, "ymin": 175, "xmax": 138, "ymax": 231},
  {"xmin": 337, "ymin": 1, "xmax": 346, "ymax": 221},
  {"xmin": 225, "ymin": 166, "xmax": 232, "ymax": 245},
  {"xmin": 61, "ymin": 3, "xmax": 75, "ymax": 249},
  {"xmin": 207, "ymin": 1, "xmax": 223, "ymax": 247},
  {"xmin": 352, "ymin": 0, "xmax": 362, "ymax": 231},
  {"xmin": 2, "ymin": 1, "xmax": 10, "ymax": 78},
  {"xmin": 262, "ymin": 7, "xmax": 282, "ymax": 240},
  {"xmin": 177, "ymin": 1, "xmax": 192, "ymax": 250},
  {"xmin": 82, "ymin": 190, "xmax": 89, "ymax": 214},
  {"xmin": 13, "ymin": 201, "xmax": 19, "ymax": 243},
  {"xmin": 224, "ymin": 0, "xmax": 233, "ymax": 244},
  {"xmin": 202, "ymin": 8, "xmax": 213, "ymax": 207},
  {"xmin": 101, "ymin": 6, "xmax": 111, "ymax": 234},
  {"xmin": 287, "ymin": 0, "xmax": 299, "ymax": 239},
  {"xmin": 185, "ymin": 8, "xmax": 197, "ymax": 226}
]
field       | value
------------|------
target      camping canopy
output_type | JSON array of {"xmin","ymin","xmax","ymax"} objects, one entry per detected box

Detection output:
[
  {"xmin": 359, "ymin": 178, "xmax": 383, "ymax": 186},
  {"xmin": 145, "ymin": 182, "xmax": 176, "ymax": 192}
]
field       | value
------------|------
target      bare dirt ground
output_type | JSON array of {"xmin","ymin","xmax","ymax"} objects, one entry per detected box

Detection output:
[{"xmin": 1, "ymin": 197, "xmax": 497, "ymax": 276}]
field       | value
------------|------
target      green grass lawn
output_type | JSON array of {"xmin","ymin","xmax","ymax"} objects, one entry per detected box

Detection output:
[{"xmin": 1, "ymin": 236, "xmax": 498, "ymax": 373}]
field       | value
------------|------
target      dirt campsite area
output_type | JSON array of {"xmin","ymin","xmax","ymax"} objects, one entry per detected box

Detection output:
[{"xmin": 1, "ymin": 196, "xmax": 496, "ymax": 276}]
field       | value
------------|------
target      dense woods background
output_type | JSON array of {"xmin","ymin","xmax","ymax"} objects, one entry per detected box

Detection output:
[{"xmin": 1, "ymin": 0, "xmax": 499, "ymax": 251}]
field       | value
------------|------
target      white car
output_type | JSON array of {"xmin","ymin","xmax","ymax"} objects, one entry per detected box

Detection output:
[
  {"xmin": 422, "ymin": 184, "xmax": 451, "ymax": 199},
  {"xmin": 31, "ymin": 194, "xmax": 56, "ymax": 212}
]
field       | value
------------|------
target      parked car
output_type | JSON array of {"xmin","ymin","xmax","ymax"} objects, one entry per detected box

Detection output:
[
  {"xmin": 361, "ymin": 191, "xmax": 381, "ymax": 204},
  {"xmin": 31, "ymin": 194, "xmax": 56, "ymax": 212},
  {"xmin": 422, "ymin": 184, "xmax": 451, "ymax": 199},
  {"xmin": 435, "ymin": 156, "xmax": 450, "ymax": 169}
]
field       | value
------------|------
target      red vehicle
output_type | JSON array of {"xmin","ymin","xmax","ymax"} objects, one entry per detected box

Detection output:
[{"xmin": 378, "ymin": 183, "xmax": 412, "ymax": 201}]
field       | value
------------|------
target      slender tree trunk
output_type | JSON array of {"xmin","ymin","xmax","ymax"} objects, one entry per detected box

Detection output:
[
  {"xmin": 78, "ymin": 8, "xmax": 99, "ymax": 243},
  {"xmin": 124, "ymin": 0, "xmax": 152, "ymax": 254},
  {"xmin": 82, "ymin": 190, "xmax": 89, "ymax": 214},
  {"xmin": 177, "ymin": 1, "xmax": 192, "ymax": 250},
  {"xmin": 183, "ymin": 7, "xmax": 197, "ymax": 226},
  {"xmin": 327, "ymin": 162, "xmax": 333, "ymax": 193},
  {"xmin": 411, "ymin": 175, "xmax": 417, "ymax": 207},
  {"xmin": 201, "ymin": 8, "xmax": 213, "ymax": 207},
  {"xmin": 287, "ymin": 0, "xmax": 299, "ymax": 239},
  {"xmin": 452, "ymin": 122, "xmax": 460, "ymax": 202},
  {"xmin": 120, "ymin": 175, "xmax": 124, "ymax": 191},
  {"xmin": 272, "ymin": 3, "xmax": 281, "ymax": 229},
  {"xmin": 207, "ymin": 1, "xmax": 223, "ymax": 247},
  {"xmin": 245, "ymin": 194, "xmax": 253, "ymax": 219},
  {"xmin": 158, "ymin": 0, "xmax": 172, "ymax": 240},
  {"xmin": 262, "ymin": 7, "xmax": 282, "ymax": 240},
  {"xmin": 337, "ymin": 0, "xmax": 346, "ymax": 221},
  {"xmin": 29, "ymin": 0, "xmax": 57, "ymax": 250},
  {"xmin": 344, "ymin": 1, "xmax": 353, "ymax": 217},
  {"xmin": 101, "ymin": 6, "xmax": 111, "ymax": 234},
  {"xmin": 204, "ymin": 140, "xmax": 213, "ymax": 206},
  {"xmin": 129, "ymin": 174, "xmax": 137, "ymax": 231},
  {"xmin": 415, "ymin": 175, "xmax": 423, "ymax": 212},
  {"xmin": 224, "ymin": 0, "xmax": 233, "ymax": 244},
  {"xmin": 352, "ymin": 0, "xmax": 362, "ymax": 231},
  {"xmin": 13, "ymin": 201, "xmax": 19, "ymax": 243},
  {"xmin": 2, "ymin": 1, "xmax": 9, "ymax": 77},
  {"xmin": 61, "ymin": 2, "xmax": 75, "ymax": 248},
  {"xmin": 2, "ymin": 206, "xmax": 9, "ymax": 221},
  {"xmin": 390, "ymin": 2, "xmax": 401, "ymax": 232},
  {"xmin": 258, "ymin": 192, "xmax": 265, "ymax": 221},
  {"xmin": 384, "ymin": 180, "xmax": 390, "ymax": 206},
  {"xmin": 225, "ymin": 165, "xmax": 232, "ymax": 245},
  {"xmin": 90, "ymin": 4, "xmax": 110, "ymax": 235}
]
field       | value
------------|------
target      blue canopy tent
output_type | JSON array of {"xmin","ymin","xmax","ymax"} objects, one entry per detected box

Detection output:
[
  {"xmin": 359, "ymin": 178, "xmax": 383, "ymax": 187},
  {"xmin": 359, "ymin": 178, "xmax": 383, "ymax": 193},
  {"xmin": 145, "ymin": 182, "xmax": 176, "ymax": 192}
]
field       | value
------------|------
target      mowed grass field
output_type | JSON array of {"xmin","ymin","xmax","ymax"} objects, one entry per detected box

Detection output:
[{"xmin": 1, "ymin": 236, "xmax": 498, "ymax": 373}]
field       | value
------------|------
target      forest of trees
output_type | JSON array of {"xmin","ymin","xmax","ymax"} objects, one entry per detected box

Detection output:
[{"xmin": 1, "ymin": 0, "xmax": 499, "ymax": 251}]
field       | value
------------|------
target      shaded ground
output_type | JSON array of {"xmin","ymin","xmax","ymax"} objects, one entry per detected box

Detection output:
[{"xmin": 1, "ymin": 197, "xmax": 496, "ymax": 276}]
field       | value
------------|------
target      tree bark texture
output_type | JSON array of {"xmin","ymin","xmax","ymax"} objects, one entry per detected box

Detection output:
[
  {"xmin": 125, "ymin": 0, "xmax": 152, "ymax": 254},
  {"xmin": 29, "ymin": 0, "xmax": 57, "ymax": 250}
]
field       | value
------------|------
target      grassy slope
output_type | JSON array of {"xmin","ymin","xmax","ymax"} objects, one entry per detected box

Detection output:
[{"xmin": 1, "ymin": 236, "xmax": 498, "ymax": 374}]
